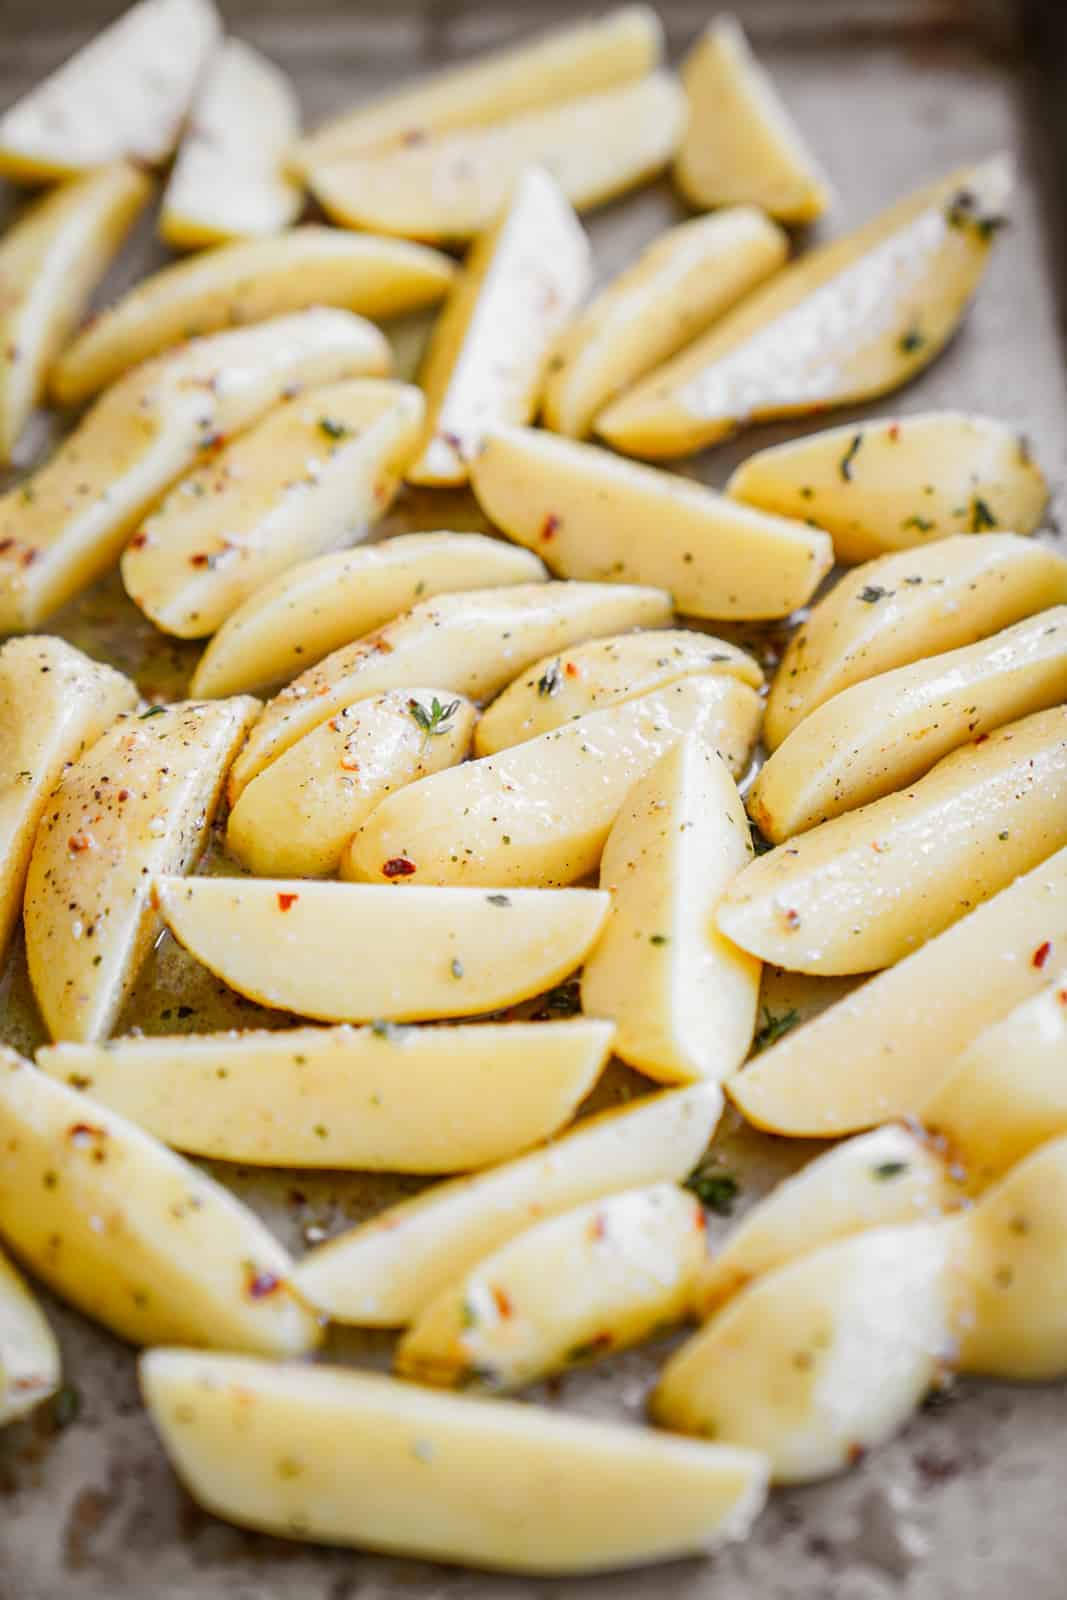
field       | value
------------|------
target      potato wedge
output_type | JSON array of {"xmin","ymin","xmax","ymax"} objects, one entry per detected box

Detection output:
[
  {"xmin": 543, "ymin": 209, "xmax": 787, "ymax": 439},
  {"xmin": 469, "ymin": 425, "xmax": 833, "ymax": 619},
  {"xmin": 397, "ymin": 1183, "xmax": 706, "ymax": 1391},
  {"xmin": 0, "ymin": 1049, "xmax": 318, "ymax": 1355},
  {"xmin": 231, "ymin": 688, "xmax": 475, "ymax": 878},
  {"xmin": 142, "ymin": 1349, "xmax": 767, "ymax": 1573},
  {"xmin": 0, "ymin": 1247, "xmax": 60, "ymax": 1427},
  {"xmin": 729, "ymin": 414, "xmax": 1051, "ymax": 567},
  {"xmin": 348, "ymin": 677, "xmax": 762, "ymax": 889},
  {"xmin": 24, "ymin": 698, "xmax": 258, "ymax": 1044},
  {"xmin": 598, "ymin": 156, "xmax": 1011, "ymax": 458},
  {"xmin": 121, "ymin": 380, "xmax": 424, "ymax": 638},
  {"xmin": 295, "ymin": 1081, "xmax": 722, "ymax": 1324},
  {"xmin": 727, "ymin": 846, "xmax": 1067, "ymax": 1137},
  {"xmin": 749, "ymin": 607, "xmax": 1067, "ymax": 842}
]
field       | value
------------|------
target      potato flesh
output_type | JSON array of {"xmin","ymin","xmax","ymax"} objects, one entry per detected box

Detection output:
[{"xmin": 0, "ymin": 1247, "xmax": 61, "ymax": 1427}]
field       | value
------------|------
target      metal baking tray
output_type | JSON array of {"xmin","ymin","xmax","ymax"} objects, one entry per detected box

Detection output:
[{"xmin": 1, "ymin": 1, "xmax": 1066, "ymax": 1595}]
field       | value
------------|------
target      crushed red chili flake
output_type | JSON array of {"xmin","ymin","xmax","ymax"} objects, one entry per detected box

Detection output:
[
  {"xmin": 589, "ymin": 1212, "xmax": 606, "ymax": 1241},
  {"xmin": 974, "ymin": 733, "xmax": 990, "ymax": 744},
  {"xmin": 564, "ymin": 661, "xmax": 580, "ymax": 678},
  {"xmin": 188, "ymin": 552, "xmax": 210, "ymax": 567},
  {"xmin": 491, "ymin": 1285, "xmax": 513, "ymax": 1319},
  {"xmin": 888, "ymin": 423, "xmax": 901, "ymax": 441},
  {"xmin": 20, "ymin": 547, "xmax": 38, "ymax": 567},
  {"xmin": 277, "ymin": 892, "xmax": 299, "ymax": 912},
  {"xmin": 0, "ymin": 538, "xmax": 13, "ymax": 554},
  {"xmin": 846, "ymin": 1442, "xmax": 868, "ymax": 1467},
  {"xmin": 540, "ymin": 513, "xmax": 560, "ymax": 541},
  {"xmin": 68, "ymin": 1123, "xmax": 105, "ymax": 1143},
  {"xmin": 67, "ymin": 833, "xmax": 92, "ymax": 853},
  {"xmin": 1032, "ymin": 941, "xmax": 1052, "ymax": 970},
  {"xmin": 247, "ymin": 1272, "xmax": 282, "ymax": 1299},
  {"xmin": 383, "ymin": 856, "xmax": 416, "ymax": 878},
  {"xmin": 129, "ymin": 531, "xmax": 148, "ymax": 549},
  {"xmin": 782, "ymin": 907, "xmax": 801, "ymax": 930}
]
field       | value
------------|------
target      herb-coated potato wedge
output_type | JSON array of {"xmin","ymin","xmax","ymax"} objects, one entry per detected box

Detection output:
[
  {"xmin": 729, "ymin": 414, "xmax": 1050, "ymax": 566},
  {"xmin": 0, "ymin": 636, "xmax": 136, "ymax": 963},
  {"xmin": 142, "ymin": 1349, "xmax": 767, "ymax": 1573},
  {"xmin": 763, "ymin": 533, "xmax": 1067, "ymax": 750},
  {"xmin": 348, "ymin": 677, "xmax": 762, "ymax": 889},
  {"xmin": 231, "ymin": 689, "xmax": 476, "ymax": 878},
  {"xmin": 581, "ymin": 739, "xmax": 760, "ymax": 1082},
  {"xmin": 25, "ymin": 698, "xmax": 258, "ymax": 1044},
  {"xmin": 0, "ymin": 1050, "xmax": 318, "ymax": 1355},
  {"xmin": 727, "ymin": 846, "xmax": 1067, "ymax": 1137},
  {"xmin": 121, "ymin": 380, "xmax": 424, "ymax": 638},
  {"xmin": 543, "ymin": 209, "xmax": 787, "ymax": 439},
  {"xmin": 295, "ymin": 1081, "xmax": 722, "ymax": 1324},
  {"xmin": 749, "ymin": 607, "xmax": 1067, "ymax": 841},
  {"xmin": 227, "ymin": 581, "xmax": 671, "ymax": 800},
  {"xmin": 598, "ymin": 157, "xmax": 1011, "ymax": 458},
  {"xmin": 397, "ymin": 1183, "xmax": 707, "ymax": 1392},
  {"xmin": 406, "ymin": 168, "xmax": 590, "ymax": 486},
  {"xmin": 0, "ymin": 0, "xmax": 219, "ymax": 181},
  {"xmin": 0, "ymin": 164, "xmax": 150, "ymax": 461},
  {"xmin": 310, "ymin": 74, "xmax": 686, "ymax": 243},
  {"xmin": 38, "ymin": 1018, "xmax": 613, "ymax": 1173},
  {"xmin": 153, "ymin": 876, "xmax": 609, "ymax": 1024},
  {"xmin": 0, "ymin": 1247, "xmax": 60, "ymax": 1427},
  {"xmin": 0, "ymin": 311, "xmax": 391, "ymax": 633}
]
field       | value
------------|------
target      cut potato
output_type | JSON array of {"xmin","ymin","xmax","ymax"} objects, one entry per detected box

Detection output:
[
  {"xmin": 581, "ymin": 738, "xmax": 760, "ymax": 1082},
  {"xmin": 0, "ymin": 1247, "xmax": 61, "ymax": 1427},
  {"xmin": 310, "ymin": 73, "xmax": 686, "ymax": 243},
  {"xmin": 397, "ymin": 1183, "xmax": 706, "ymax": 1391},
  {"xmin": 727, "ymin": 846, "xmax": 1067, "ymax": 1137},
  {"xmin": 598, "ymin": 157, "xmax": 1011, "ymax": 458},
  {"xmin": 295, "ymin": 1081, "xmax": 722, "ymax": 1324},
  {"xmin": 729, "ymin": 413, "xmax": 1051, "ymax": 567},
  {"xmin": 122, "ymin": 380, "xmax": 424, "ymax": 638},
  {"xmin": 348, "ymin": 677, "xmax": 762, "ymax": 888},
  {"xmin": 24, "ymin": 698, "xmax": 258, "ymax": 1044},
  {"xmin": 470, "ymin": 425, "xmax": 833, "ymax": 620},
  {"xmin": 231, "ymin": 688, "xmax": 475, "ymax": 878},
  {"xmin": 0, "ymin": 0, "xmax": 219, "ymax": 181},
  {"xmin": 749, "ymin": 607, "xmax": 1067, "ymax": 841},
  {"xmin": 543, "ymin": 209, "xmax": 787, "ymax": 439}
]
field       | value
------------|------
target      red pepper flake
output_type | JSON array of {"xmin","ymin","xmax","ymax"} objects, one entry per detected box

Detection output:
[
  {"xmin": 974, "ymin": 733, "xmax": 989, "ymax": 745},
  {"xmin": 589, "ymin": 1212, "xmax": 606, "ymax": 1242},
  {"xmin": 694, "ymin": 1208, "xmax": 707, "ymax": 1233},
  {"xmin": 382, "ymin": 856, "xmax": 416, "ymax": 878},
  {"xmin": 1032, "ymin": 941, "xmax": 1052, "ymax": 970},
  {"xmin": 782, "ymin": 907, "xmax": 801, "ymax": 930},
  {"xmin": 277, "ymin": 892, "xmax": 299, "ymax": 912},
  {"xmin": 129, "ymin": 531, "xmax": 148, "ymax": 550},
  {"xmin": 888, "ymin": 423, "xmax": 901, "ymax": 442},
  {"xmin": 339, "ymin": 755, "xmax": 360, "ymax": 772},
  {"xmin": 247, "ymin": 1271, "xmax": 281, "ymax": 1300},
  {"xmin": 1057, "ymin": 988, "xmax": 1067, "ymax": 1005},
  {"xmin": 846, "ymin": 1442, "xmax": 868, "ymax": 1468},
  {"xmin": 188, "ymin": 552, "xmax": 210, "ymax": 567},
  {"xmin": 0, "ymin": 538, "xmax": 13, "ymax": 554},
  {"xmin": 539, "ymin": 513, "xmax": 560, "ymax": 541},
  {"xmin": 490, "ymin": 1285, "xmax": 513, "ymax": 1319},
  {"xmin": 117, "ymin": 789, "xmax": 130, "ymax": 802},
  {"xmin": 564, "ymin": 660, "xmax": 580, "ymax": 679},
  {"xmin": 20, "ymin": 547, "xmax": 38, "ymax": 567},
  {"xmin": 67, "ymin": 832, "xmax": 93, "ymax": 853},
  {"xmin": 68, "ymin": 1122, "xmax": 105, "ymax": 1144}
]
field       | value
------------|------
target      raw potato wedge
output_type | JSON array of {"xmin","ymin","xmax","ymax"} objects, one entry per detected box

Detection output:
[
  {"xmin": 0, "ymin": 1049, "xmax": 318, "ymax": 1355},
  {"xmin": 0, "ymin": 164, "xmax": 151, "ymax": 461},
  {"xmin": 406, "ymin": 167, "xmax": 590, "ymax": 486},
  {"xmin": 121, "ymin": 380, "xmax": 424, "ymax": 638},
  {"xmin": 160, "ymin": 39, "xmax": 302, "ymax": 249},
  {"xmin": 37, "ymin": 1018, "xmax": 613, "ymax": 1173},
  {"xmin": 0, "ymin": 636, "xmax": 136, "ymax": 963},
  {"xmin": 232, "ymin": 689, "xmax": 476, "ymax": 878},
  {"xmin": 0, "ymin": 310, "xmax": 391, "ymax": 633},
  {"xmin": 396, "ymin": 1183, "xmax": 707, "ymax": 1391},
  {"xmin": 310, "ymin": 73, "xmax": 687, "ymax": 243},
  {"xmin": 152, "ymin": 876, "xmax": 610, "ymax": 1024},
  {"xmin": 581, "ymin": 738, "xmax": 760, "ymax": 1083},
  {"xmin": 24, "ymin": 698, "xmax": 258, "ymax": 1044},
  {"xmin": 763, "ymin": 533, "xmax": 1067, "ymax": 750},
  {"xmin": 141, "ymin": 1350, "xmax": 768, "ymax": 1573},
  {"xmin": 0, "ymin": 1247, "xmax": 61, "ymax": 1427},
  {"xmin": 749, "ymin": 607, "xmax": 1067, "ymax": 841},
  {"xmin": 543, "ymin": 209, "xmax": 788, "ymax": 439},
  {"xmin": 726, "ymin": 846, "xmax": 1067, "ymax": 1137},
  {"xmin": 294, "ymin": 1081, "xmax": 722, "ymax": 1324},
  {"xmin": 348, "ymin": 677, "xmax": 762, "ymax": 889},
  {"xmin": 729, "ymin": 414, "xmax": 1051, "ymax": 566},
  {"xmin": 0, "ymin": 0, "xmax": 219, "ymax": 181},
  {"xmin": 598, "ymin": 157, "xmax": 1012, "ymax": 458}
]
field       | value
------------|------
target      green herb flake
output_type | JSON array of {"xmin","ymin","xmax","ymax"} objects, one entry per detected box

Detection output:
[
  {"xmin": 898, "ymin": 328, "xmax": 925, "ymax": 354},
  {"xmin": 486, "ymin": 893, "xmax": 511, "ymax": 907},
  {"xmin": 317, "ymin": 416, "xmax": 349, "ymax": 440},
  {"xmin": 902, "ymin": 515, "xmax": 934, "ymax": 532},
  {"xmin": 369, "ymin": 1019, "xmax": 409, "ymax": 1041},
  {"xmin": 753, "ymin": 1006, "xmax": 800, "ymax": 1052},
  {"xmin": 138, "ymin": 704, "xmax": 167, "ymax": 719},
  {"xmin": 461, "ymin": 1298, "xmax": 478, "ymax": 1329},
  {"xmin": 976, "ymin": 214, "xmax": 1008, "ymax": 242},
  {"xmin": 858, "ymin": 584, "xmax": 892, "ymax": 604},
  {"xmin": 839, "ymin": 433, "xmax": 863, "ymax": 482},
  {"xmin": 750, "ymin": 824, "xmax": 774, "ymax": 856},
  {"xmin": 685, "ymin": 1161, "xmax": 740, "ymax": 1216},
  {"xmin": 537, "ymin": 660, "xmax": 562, "ymax": 698},
  {"xmin": 649, "ymin": 933, "xmax": 670, "ymax": 946},
  {"xmin": 872, "ymin": 1160, "xmax": 909, "ymax": 1181},
  {"xmin": 408, "ymin": 695, "xmax": 461, "ymax": 740},
  {"xmin": 970, "ymin": 497, "xmax": 997, "ymax": 532},
  {"xmin": 51, "ymin": 1384, "xmax": 81, "ymax": 1429}
]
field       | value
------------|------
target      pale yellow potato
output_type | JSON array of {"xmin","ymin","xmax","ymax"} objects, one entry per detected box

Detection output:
[
  {"xmin": 295, "ymin": 1081, "xmax": 722, "ymax": 1324},
  {"xmin": 0, "ymin": 1247, "xmax": 60, "ymax": 1427},
  {"xmin": 543, "ymin": 209, "xmax": 787, "ymax": 439},
  {"xmin": 310, "ymin": 74, "xmax": 687, "ymax": 243},
  {"xmin": 727, "ymin": 846, "xmax": 1067, "ymax": 1137},
  {"xmin": 141, "ymin": 1349, "xmax": 767, "ymax": 1573},
  {"xmin": 24, "ymin": 698, "xmax": 258, "ymax": 1044},
  {"xmin": 233, "ymin": 688, "xmax": 475, "ymax": 878},
  {"xmin": 749, "ymin": 607, "xmax": 1067, "ymax": 842},
  {"xmin": 0, "ymin": 164, "xmax": 150, "ymax": 461},
  {"xmin": 406, "ymin": 168, "xmax": 590, "ymax": 486},
  {"xmin": 122, "ymin": 380, "xmax": 424, "ymax": 638},
  {"xmin": 228, "ymin": 581, "xmax": 671, "ymax": 800},
  {"xmin": 763, "ymin": 533, "xmax": 1067, "ymax": 750},
  {"xmin": 0, "ymin": 0, "xmax": 219, "ymax": 181},
  {"xmin": 729, "ymin": 413, "xmax": 1051, "ymax": 567},
  {"xmin": 397, "ymin": 1183, "xmax": 707, "ymax": 1391},
  {"xmin": 349, "ymin": 677, "xmax": 762, "ymax": 889},
  {"xmin": 37, "ymin": 1018, "xmax": 612, "ymax": 1173},
  {"xmin": 582, "ymin": 738, "xmax": 760, "ymax": 1082},
  {"xmin": 0, "ymin": 310, "xmax": 391, "ymax": 633},
  {"xmin": 598, "ymin": 157, "xmax": 1011, "ymax": 458}
]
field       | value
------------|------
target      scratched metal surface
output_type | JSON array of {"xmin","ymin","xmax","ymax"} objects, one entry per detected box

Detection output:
[{"xmin": 1, "ymin": 1, "xmax": 1066, "ymax": 1597}]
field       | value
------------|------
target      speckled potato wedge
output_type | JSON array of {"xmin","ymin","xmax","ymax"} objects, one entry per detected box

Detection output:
[{"xmin": 0, "ymin": 1246, "xmax": 60, "ymax": 1427}]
